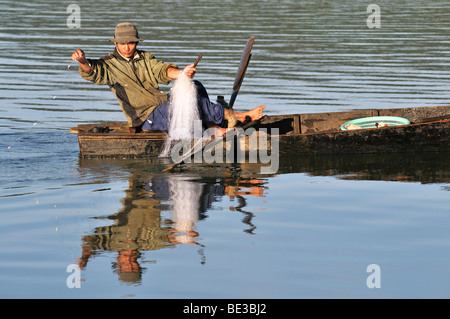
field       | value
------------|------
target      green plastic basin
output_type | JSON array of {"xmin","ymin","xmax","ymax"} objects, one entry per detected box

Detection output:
[{"xmin": 340, "ymin": 116, "xmax": 410, "ymax": 131}]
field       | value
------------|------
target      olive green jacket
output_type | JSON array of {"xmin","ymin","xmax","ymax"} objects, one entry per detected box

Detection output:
[{"xmin": 79, "ymin": 49, "xmax": 177, "ymax": 127}]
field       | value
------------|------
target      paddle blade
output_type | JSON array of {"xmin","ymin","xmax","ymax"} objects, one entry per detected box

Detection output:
[
  {"xmin": 229, "ymin": 36, "xmax": 255, "ymax": 108},
  {"xmin": 233, "ymin": 37, "xmax": 255, "ymax": 91}
]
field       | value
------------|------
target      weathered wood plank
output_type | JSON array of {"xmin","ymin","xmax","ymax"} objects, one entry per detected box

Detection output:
[{"xmin": 299, "ymin": 109, "xmax": 376, "ymax": 133}]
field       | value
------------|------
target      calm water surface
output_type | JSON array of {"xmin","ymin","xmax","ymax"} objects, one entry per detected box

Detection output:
[{"xmin": 0, "ymin": 0, "xmax": 449, "ymax": 298}]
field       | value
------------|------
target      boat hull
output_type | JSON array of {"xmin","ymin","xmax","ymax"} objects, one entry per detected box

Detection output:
[{"xmin": 71, "ymin": 105, "xmax": 450, "ymax": 158}]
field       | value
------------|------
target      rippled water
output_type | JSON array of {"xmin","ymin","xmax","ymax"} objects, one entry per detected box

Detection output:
[{"xmin": 1, "ymin": 0, "xmax": 449, "ymax": 299}]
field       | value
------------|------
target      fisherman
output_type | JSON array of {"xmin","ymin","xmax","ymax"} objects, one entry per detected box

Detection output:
[{"xmin": 71, "ymin": 22, "xmax": 265, "ymax": 135}]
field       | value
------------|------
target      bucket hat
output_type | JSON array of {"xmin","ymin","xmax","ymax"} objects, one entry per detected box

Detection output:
[{"xmin": 109, "ymin": 22, "xmax": 143, "ymax": 43}]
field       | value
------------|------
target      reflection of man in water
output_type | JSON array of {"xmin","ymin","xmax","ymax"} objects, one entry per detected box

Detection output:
[
  {"xmin": 144, "ymin": 175, "xmax": 215, "ymax": 245},
  {"xmin": 147, "ymin": 175, "xmax": 266, "ymax": 243},
  {"xmin": 77, "ymin": 178, "xmax": 173, "ymax": 285},
  {"xmin": 77, "ymin": 173, "xmax": 266, "ymax": 285}
]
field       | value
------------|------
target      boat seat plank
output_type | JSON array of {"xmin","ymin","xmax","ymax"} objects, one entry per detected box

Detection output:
[{"xmin": 299, "ymin": 110, "xmax": 376, "ymax": 134}]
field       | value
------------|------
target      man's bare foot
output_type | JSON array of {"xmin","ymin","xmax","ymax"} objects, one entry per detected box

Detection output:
[{"xmin": 235, "ymin": 105, "xmax": 266, "ymax": 122}]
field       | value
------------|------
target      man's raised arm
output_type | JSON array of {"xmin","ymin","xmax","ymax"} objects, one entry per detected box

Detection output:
[{"xmin": 72, "ymin": 49, "xmax": 92, "ymax": 74}]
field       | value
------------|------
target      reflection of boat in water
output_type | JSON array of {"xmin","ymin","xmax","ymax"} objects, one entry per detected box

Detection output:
[
  {"xmin": 75, "ymin": 151, "xmax": 448, "ymax": 284},
  {"xmin": 280, "ymin": 151, "xmax": 450, "ymax": 184}
]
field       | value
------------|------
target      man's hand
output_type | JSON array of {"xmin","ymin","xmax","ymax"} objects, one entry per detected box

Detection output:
[
  {"xmin": 72, "ymin": 49, "xmax": 92, "ymax": 73},
  {"xmin": 72, "ymin": 49, "xmax": 87, "ymax": 63},
  {"xmin": 183, "ymin": 64, "xmax": 196, "ymax": 79},
  {"xmin": 167, "ymin": 64, "xmax": 196, "ymax": 80}
]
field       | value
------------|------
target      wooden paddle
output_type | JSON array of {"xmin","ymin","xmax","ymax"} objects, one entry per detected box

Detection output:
[
  {"xmin": 193, "ymin": 54, "xmax": 202, "ymax": 67},
  {"xmin": 162, "ymin": 116, "xmax": 267, "ymax": 172},
  {"xmin": 228, "ymin": 36, "xmax": 255, "ymax": 108}
]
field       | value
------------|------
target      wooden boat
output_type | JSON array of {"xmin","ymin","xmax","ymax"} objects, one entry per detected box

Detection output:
[{"xmin": 70, "ymin": 105, "xmax": 450, "ymax": 158}]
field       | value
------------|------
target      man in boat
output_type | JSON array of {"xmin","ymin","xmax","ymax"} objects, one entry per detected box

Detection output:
[{"xmin": 71, "ymin": 22, "xmax": 265, "ymax": 135}]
